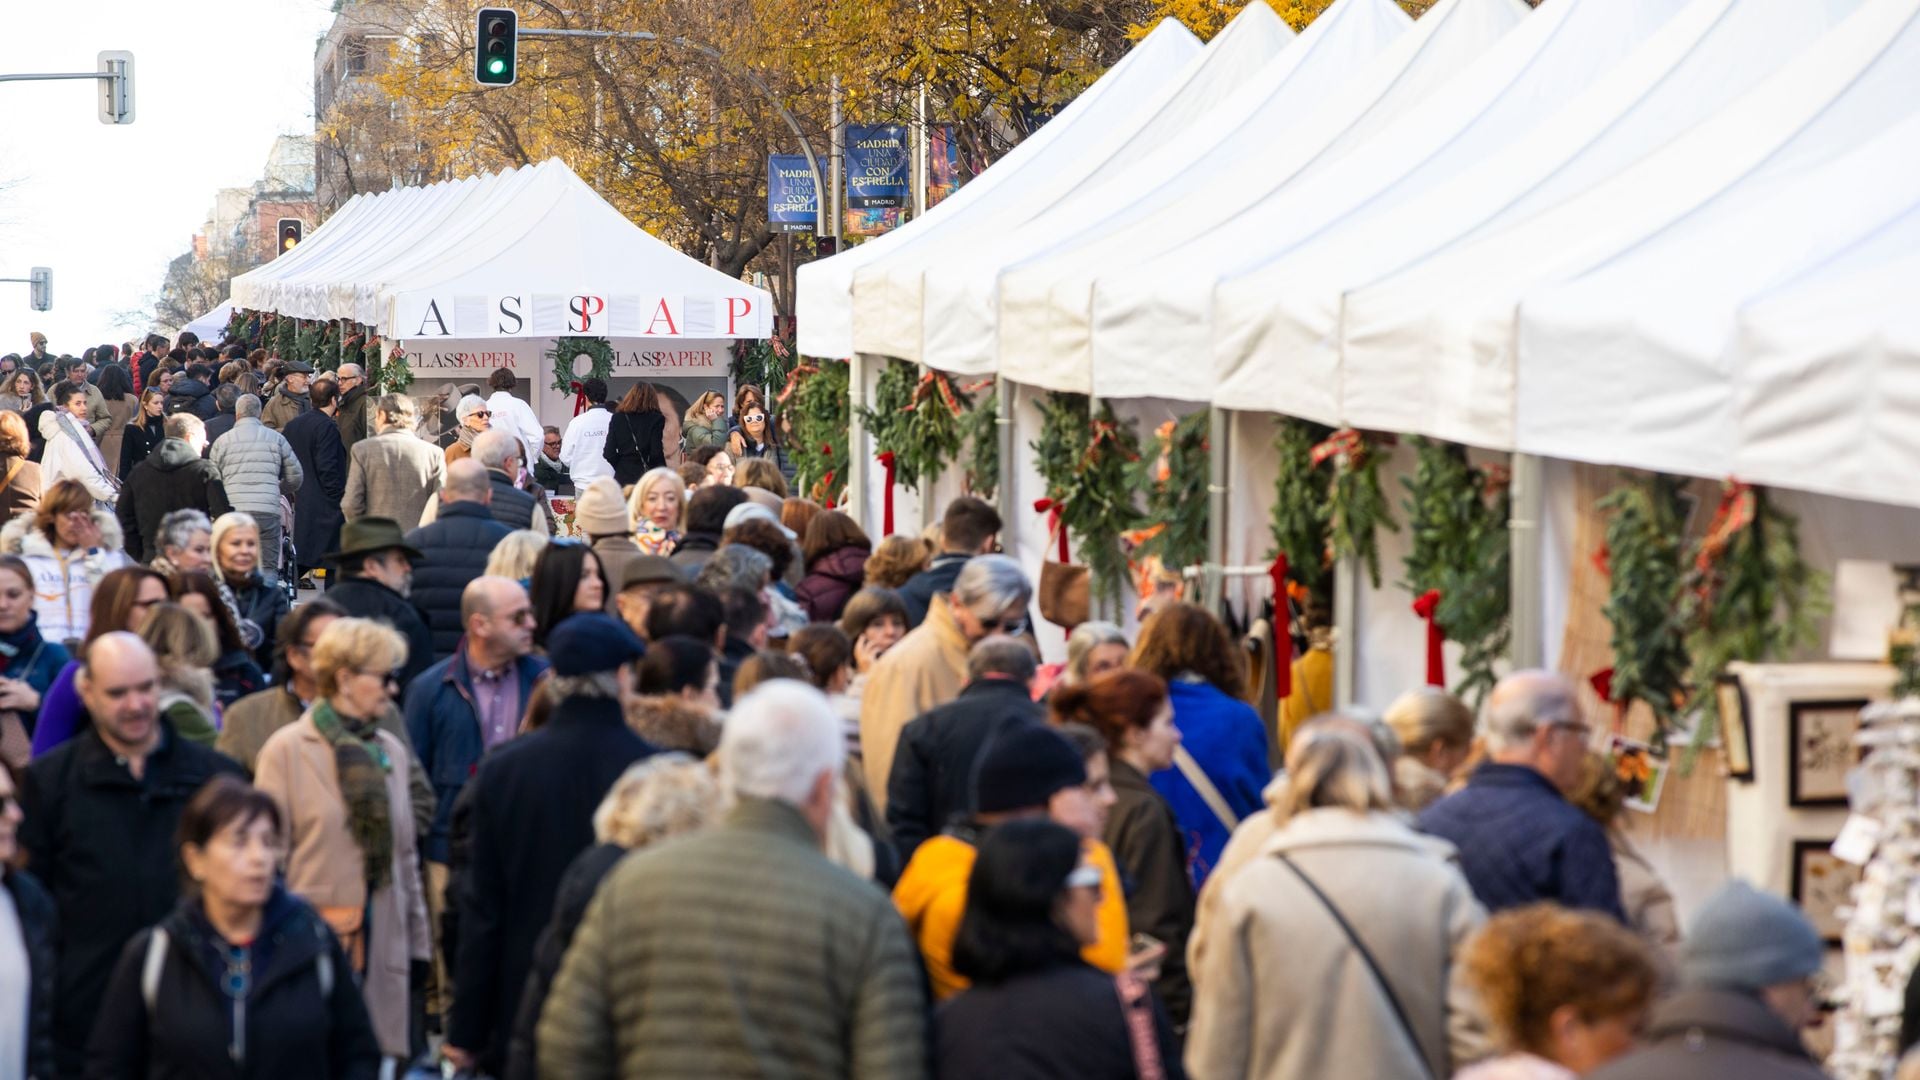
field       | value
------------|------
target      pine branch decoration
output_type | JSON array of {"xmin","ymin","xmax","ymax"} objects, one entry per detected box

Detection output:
[
  {"xmin": 1399, "ymin": 438, "xmax": 1510, "ymax": 707},
  {"xmin": 1599, "ymin": 473, "xmax": 1692, "ymax": 741},
  {"xmin": 1130, "ymin": 410, "xmax": 1210, "ymax": 574},
  {"xmin": 963, "ymin": 390, "xmax": 1000, "ymax": 502},
  {"xmin": 1269, "ymin": 418, "xmax": 1334, "ymax": 607}
]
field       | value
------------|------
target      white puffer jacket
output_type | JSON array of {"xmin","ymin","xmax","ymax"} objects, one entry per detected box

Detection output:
[
  {"xmin": 37, "ymin": 409, "xmax": 117, "ymax": 505},
  {"xmin": 0, "ymin": 509, "xmax": 133, "ymax": 647}
]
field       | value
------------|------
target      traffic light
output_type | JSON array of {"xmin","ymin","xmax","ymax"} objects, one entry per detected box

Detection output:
[
  {"xmin": 277, "ymin": 219, "xmax": 303, "ymax": 255},
  {"xmin": 475, "ymin": 8, "xmax": 518, "ymax": 87},
  {"xmin": 28, "ymin": 268, "xmax": 50, "ymax": 313}
]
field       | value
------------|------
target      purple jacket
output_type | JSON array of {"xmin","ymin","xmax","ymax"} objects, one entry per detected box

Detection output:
[
  {"xmin": 29, "ymin": 661, "xmax": 82, "ymax": 758},
  {"xmin": 795, "ymin": 544, "xmax": 869, "ymax": 623}
]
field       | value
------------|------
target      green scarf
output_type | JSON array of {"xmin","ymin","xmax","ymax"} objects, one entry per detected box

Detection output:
[{"xmin": 311, "ymin": 699, "xmax": 394, "ymax": 891}]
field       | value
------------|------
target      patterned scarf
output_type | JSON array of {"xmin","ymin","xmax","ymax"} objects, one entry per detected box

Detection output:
[
  {"xmin": 311, "ymin": 699, "xmax": 394, "ymax": 890},
  {"xmin": 53, "ymin": 409, "xmax": 117, "ymax": 492}
]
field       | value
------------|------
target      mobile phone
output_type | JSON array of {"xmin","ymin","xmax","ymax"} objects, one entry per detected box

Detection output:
[{"xmin": 1129, "ymin": 932, "xmax": 1164, "ymax": 957}]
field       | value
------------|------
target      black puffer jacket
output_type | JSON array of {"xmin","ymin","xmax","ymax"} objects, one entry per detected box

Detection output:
[
  {"xmin": 227, "ymin": 569, "xmax": 290, "ymax": 670},
  {"xmin": 885, "ymin": 678, "xmax": 1045, "ymax": 862},
  {"xmin": 162, "ymin": 377, "xmax": 217, "ymax": 421},
  {"xmin": 486, "ymin": 471, "xmax": 539, "ymax": 532},
  {"xmin": 323, "ymin": 576, "xmax": 435, "ymax": 687},
  {"xmin": 406, "ymin": 501, "xmax": 513, "ymax": 659},
  {"xmin": 4, "ymin": 869, "xmax": 56, "ymax": 1080},
  {"xmin": 86, "ymin": 888, "xmax": 382, "ymax": 1080},
  {"xmin": 117, "ymin": 438, "xmax": 232, "ymax": 562}
]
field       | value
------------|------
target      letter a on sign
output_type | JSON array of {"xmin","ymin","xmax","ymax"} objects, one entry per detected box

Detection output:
[
  {"xmin": 416, "ymin": 300, "xmax": 451, "ymax": 337},
  {"xmin": 568, "ymin": 296, "xmax": 606, "ymax": 334},
  {"xmin": 645, "ymin": 298, "xmax": 680, "ymax": 336},
  {"xmin": 726, "ymin": 297, "xmax": 754, "ymax": 336}
]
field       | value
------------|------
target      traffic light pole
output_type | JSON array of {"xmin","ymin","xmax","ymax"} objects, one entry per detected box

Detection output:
[
  {"xmin": 516, "ymin": 27, "xmax": 830, "ymax": 236},
  {"xmin": 0, "ymin": 51, "xmax": 133, "ymax": 124}
]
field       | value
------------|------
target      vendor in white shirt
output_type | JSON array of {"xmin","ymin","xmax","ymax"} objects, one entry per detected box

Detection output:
[
  {"xmin": 484, "ymin": 367, "xmax": 544, "ymax": 467},
  {"xmin": 558, "ymin": 377, "xmax": 614, "ymax": 490}
]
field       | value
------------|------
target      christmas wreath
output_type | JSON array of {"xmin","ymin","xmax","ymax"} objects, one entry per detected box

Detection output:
[
  {"xmin": 860, "ymin": 359, "xmax": 981, "ymax": 493},
  {"xmin": 1128, "ymin": 410, "xmax": 1210, "ymax": 576},
  {"xmin": 1399, "ymin": 438, "xmax": 1510, "ymax": 707},
  {"xmin": 1317, "ymin": 428, "xmax": 1399, "ymax": 589},
  {"xmin": 962, "ymin": 388, "xmax": 1000, "ymax": 502},
  {"xmin": 1032, "ymin": 392, "xmax": 1143, "ymax": 610},
  {"xmin": 547, "ymin": 337, "xmax": 615, "ymax": 395},
  {"xmin": 784, "ymin": 359, "xmax": 851, "ymax": 507}
]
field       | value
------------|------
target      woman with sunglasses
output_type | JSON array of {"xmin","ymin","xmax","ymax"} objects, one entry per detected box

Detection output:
[
  {"xmin": 253, "ymin": 616, "xmax": 432, "ymax": 1067},
  {"xmin": 726, "ymin": 401, "xmax": 787, "ymax": 474},
  {"xmin": 937, "ymin": 819, "xmax": 1183, "ymax": 1080}
]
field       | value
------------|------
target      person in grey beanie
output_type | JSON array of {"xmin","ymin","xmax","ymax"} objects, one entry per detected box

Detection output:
[{"xmin": 1586, "ymin": 879, "xmax": 1830, "ymax": 1080}]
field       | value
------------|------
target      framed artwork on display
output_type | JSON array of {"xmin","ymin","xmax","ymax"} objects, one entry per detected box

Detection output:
[
  {"xmin": 1715, "ymin": 674, "xmax": 1754, "ymax": 782},
  {"xmin": 1789, "ymin": 699, "xmax": 1869, "ymax": 807},
  {"xmin": 1791, "ymin": 838, "xmax": 1862, "ymax": 945}
]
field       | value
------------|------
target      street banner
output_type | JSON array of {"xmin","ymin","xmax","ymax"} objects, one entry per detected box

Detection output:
[
  {"xmin": 846, "ymin": 124, "xmax": 910, "ymax": 208},
  {"xmin": 767, "ymin": 154, "xmax": 817, "ymax": 233},
  {"xmin": 929, "ymin": 126, "xmax": 962, "ymax": 207}
]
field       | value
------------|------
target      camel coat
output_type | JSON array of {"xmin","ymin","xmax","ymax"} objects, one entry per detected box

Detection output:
[
  {"xmin": 253, "ymin": 713, "xmax": 432, "ymax": 1058},
  {"xmin": 1186, "ymin": 808, "xmax": 1488, "ymax": 1080},
  {"xmin": 859, "ymin": 595, "xmax": 970, "ymax": 811}
]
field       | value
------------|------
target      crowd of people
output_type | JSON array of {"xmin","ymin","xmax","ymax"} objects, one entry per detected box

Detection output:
[{"xmin": 0, "ymin": 331, "xmax": 1887, "ymax": 1080}]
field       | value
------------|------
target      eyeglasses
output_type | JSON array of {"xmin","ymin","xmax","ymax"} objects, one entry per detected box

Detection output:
[
  {"xmin": 743, "ymin": 413, "xmax": 766, "ymax": 423},
  {"xmin": 1547, "ymin": 720, "xmax": 1594, "ymax": 741},
  {"xmin": 355, "ymin": 668, "xmax": 402, "ymax": 690}
]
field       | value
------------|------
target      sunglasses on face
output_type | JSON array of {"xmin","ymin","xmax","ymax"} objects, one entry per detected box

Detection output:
[
  {"xmin": 471, "ymin": 410, "xmax": 492, "ymax": 419},
  {"xmin": 976, "ymin": 614, "xmax": 1029, "ymax": 637}
]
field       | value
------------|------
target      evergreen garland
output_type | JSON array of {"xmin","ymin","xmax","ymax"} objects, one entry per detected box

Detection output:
[
  {"xmin": 1598, "ymin": 473, "xmax": 1693, "ymax": 742},
  {"xmin": 1399, "ymin": 438, "xmax": 1511, "ymax": 707},
  {"xmin": 340, "ymin": 326, "xmax": 367, "ymax": 371},
  {"xmin": 1321, "ymin": 429, "xmax": 1399, "ymax": 589},
  {"xmin": 317, "ymin": 321, "xmax": 342, "ymax": 372},
  {"xmin": 859, "ymin": 360, "xmax": 976, "ymax": 493},
  {"xmin": 223, "ymin": 307, "xmax": 249, "ymax": 343},
  {"xmin": 963, "ymin": 389, "xmax": 1000, "ymax": 502},
  {"xmin": 294, "ymin": 320, "xmax": 321, "ymax": 365},
  {"xmin": 1683, "ymin": 484, "xmax": 1827, "ymax": 749},
  {"xmin": 786, "ymin": 360, "xmax": 851, "ymax": 507},
  {"xmin": 377, "ymin": 341, "xmax": 413, "ymax": 393},
  {"xmin": 273, "ymin": 315, "xmax": 297, "ymax": 361},
  {"xmin": 732, "ymin": 333, "xmax": 795, "ymax": 399},
  {"xmin": 1130, "ymin": 411, "xmax": 1210, "ymax": 575},
  {"xmin": 1032, "ymin": 392, "xmax": 1143, "ymax": 610},
  {"xmin": 1269, "ymin": 418, "xmax": 1334, "ymax": 608}
]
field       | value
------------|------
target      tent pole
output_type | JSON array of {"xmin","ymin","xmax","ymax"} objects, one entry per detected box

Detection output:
[
  {"xmin": 1509, "ymin": 452, "xmax": 1545, "ymax": 670},
  {"xmin": 848, "ymin": 353, "xmax": 868, "ymax": 531},
  {"xmin": 1205, "ymin": 406, "xmax": 1229, "ymax": 613},
  {"xmin": 996, "ymin": 379, "xmax": 1014, "ymax": 547},
  {"xmin": 1333, "ymin": 555, "xmax": 1358, "ymax": 709}
]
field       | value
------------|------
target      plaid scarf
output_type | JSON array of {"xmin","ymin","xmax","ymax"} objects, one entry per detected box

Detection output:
[{"xmin": 311, "ymin": 699, "xmax": 394, "ymax": 890}]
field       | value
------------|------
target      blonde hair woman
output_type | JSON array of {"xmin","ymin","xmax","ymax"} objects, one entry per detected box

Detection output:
[
  {"xmin": 626, "ymin": 467, "xmax": 687, "ymax": 556},
  {"xmin": 1383, "ymin": 686, "xmax": 1477, "ymax": 811},
  {"xmin": 136, "ymin": 601, "xmax": 220, "ymax": 746},
  {"xmin": 504, "ymin": 754, "xmax": 725, "ymax": 1077},
  {"xmin": 483, "ymin": 530, "xmax": 549, "ymax": 585},
  {"xmin": 681, "ymin": 391, "xmax": 728, "ymax": 452},
  {"xmin": 1187, "ymin": 720, "xmax": 1487, "ymax": 1080},
  {"xmin": 252, "ymin": 617, "xmax": 431, "ymax": 1065}
]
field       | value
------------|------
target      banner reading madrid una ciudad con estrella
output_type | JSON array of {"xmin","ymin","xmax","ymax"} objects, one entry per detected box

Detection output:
[
  {"xmin": 767, "ymin": 155, "xmax": 818, "ymax": 233},
  {"xmin": 845, "ymin": 124, "xmax": 909, "ymax": 208}
]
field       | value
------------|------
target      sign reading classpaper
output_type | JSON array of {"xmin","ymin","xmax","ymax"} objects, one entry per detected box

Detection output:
[
  {"xmin": 398, "ymin": 338, "xmax": 729, "ymax": 380},
  {"xmin": 395, "ymin": 291, "xmax": 765, "ymax": 341}
]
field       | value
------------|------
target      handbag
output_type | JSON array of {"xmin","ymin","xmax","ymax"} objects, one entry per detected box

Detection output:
[
  {"xmin": 1273, "ymin": 851, "xmax": 1437, "ymax": 1080},
  {"xmin": 1114, "ymin": 972, "xmax": 1167, "ymax": 1080},
  {"xmin": 1036, "ymin": 514, "xmax": 1090, "ymax": 630}
]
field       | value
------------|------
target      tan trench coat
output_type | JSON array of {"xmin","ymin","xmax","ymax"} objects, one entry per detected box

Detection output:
[
  {"xmin": 253, "ymin": 713, "xmax": 432, "ymax": 1059},
  {"xmin": 859, "ymin": 594, "xmax": 970, "ymax": 811}
]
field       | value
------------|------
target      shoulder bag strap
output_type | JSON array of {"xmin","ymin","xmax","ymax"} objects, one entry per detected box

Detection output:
[
  {"xmin": 1273, "ymin": 851, "xmax": 1436, "ymax": 1080},
  {"xmin": 1113, "ymin": 972, "xmax": 1167, "ymax": 1080},
  {"xmin": 1173, "ymin": 744, "xmax": 1240, "ymax": 832},
  {"xmin": 141, "ymin": 927, "xmax": 170, "ymax": 1016}
]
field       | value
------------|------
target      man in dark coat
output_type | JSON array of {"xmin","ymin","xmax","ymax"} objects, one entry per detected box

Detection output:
[
  {"xmin": 201, "ymin": 383, "xmax": 240, "ymax": 449},
  {"xmin": 406, "ymin": 459, "xmax": 512, "ymax": 659},
  {"xmin": 897, "ymin": 496, "xmax": 1001, "ymax": 629},
  {"xmin": 161, "ymin": 362, "xmax": 219, "ymax": 420},
  {"xmin": 471, "ymin": 430, "xmax": 540, "ymax": 531},
  {"xmin": 333, "ymin": 362, "xmax": 374, "ymax": 451},
  {"xmin": 20, "ymin": 634, "xmax": 244, "ymax": 1075},
  {"xmin": 668, "ymin": 485, "xmax": 748, "ymax": 576},
  {"xmin": 321, "ymin": 518, "xmax": 435, "ymax": 688},
  {"xmin": 443, "ymin": 613, "xmax": 653, "ymax": 1077},
  {"xmin": 1588, "ymin": 880, "xmax": 1829, "ymax": 1080},
  {"xmin": 885, "ymin": 636, "xmax": 1043, "ymax": 861},
  {"xmin": 116, "ymin": 413, "xmax": 232, "ymax": 563},
  {"xmin": 285, "ymin": 378, "xmax": 349, "ymax": 577}
]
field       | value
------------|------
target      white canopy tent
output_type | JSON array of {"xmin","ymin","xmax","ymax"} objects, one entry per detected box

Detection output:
[
  {"xmin": 184, "ymin": 298, "xmax": 235, "ymax": 343},
  {"xmin": 1209, "ymin": 0, "xmax": 1863, "ymax": 422},
  {"xmin": 1338, "ymin": 0, "xmax": 1920, "ymax": 450},
  {"xmin": 849, "ymin": 4, "xmax": 1295, "ymax": 369},
  {"xmin": 231, "ymin": 159, "xmax": 772, "ymax": 340},
  {"xmin": 793, "ymin": 18, "xmax": 1205, "ymax": 361}
]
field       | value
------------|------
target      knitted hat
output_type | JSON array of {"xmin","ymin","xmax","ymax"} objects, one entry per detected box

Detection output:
[
  {"xmin": 575, "ymin": 477, "xmax": 632, "ymax": 537},
  {"xmin": 973, "ymin": 725, "xmax": 1087, "ymax": 814},
  {"xmin": 1682, "ymin": 879, "xmax": 1824, "ymax": 991}
]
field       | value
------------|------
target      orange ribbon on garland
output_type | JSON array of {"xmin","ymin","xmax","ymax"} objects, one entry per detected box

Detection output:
[{"xmin": 1411, "ymin": 589, "xmax": 1444, "ymax": 687}]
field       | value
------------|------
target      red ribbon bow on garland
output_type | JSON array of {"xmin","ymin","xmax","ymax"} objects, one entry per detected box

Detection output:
[
  {"xmin": 1310, "ymin": 427, "xmax": 1365, "ymax": 468},
  {"xmin": 569, "ymin": 380, "xmax": 588, "ymax": 417},
  {"xmin": 1589, "ymin": 667, "xmax": 1626, "ymax": 733},
  {"xmin": 1268, "ymin": 554, "xmax": 1293, "ymax": 698},
  {"xmin": 876, "ymin": 451, "xmax": 898, "ymax": 535},
  {"xmin": 905, "ymin": 370, "xmax": 978, "ymax": 418},
  {"xmin": 1411, "ymin": 589, "xmax": 1445, "ymax": 687},
  {"xmin": 1034, "ymin": 498, "xmax": 1069, "ymax": 561},
  {"xmin": 776, "ymin": 362, "xmax": 820, "ymax": 405}
]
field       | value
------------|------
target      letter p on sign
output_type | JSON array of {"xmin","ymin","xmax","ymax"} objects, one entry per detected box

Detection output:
[
  {"xmin": 726, "ymin": 297, "xmax": 754, "ymax": 336},
  {"xmin": 568, "ymin": 295, "xmax": 605, "ymax": 333}
]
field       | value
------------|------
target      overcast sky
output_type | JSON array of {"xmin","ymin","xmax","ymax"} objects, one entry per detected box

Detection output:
[{"xmin": 0, "ymin": 0, "xmax": 335, "ymax": 355}]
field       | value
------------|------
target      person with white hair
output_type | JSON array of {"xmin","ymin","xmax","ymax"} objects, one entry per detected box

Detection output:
[
  {"xmin": 537, "ymin": 681, "xmax": 927, "ymax": 1078},
  {"xmin": 472, "ymin": 428, "xmax": 545, "ymax": 533},
  {"xmin": 1417, "ymin": 670, "xmax": 1626, "ymax": 920},
  {"xmin": 208, "ymin": 392, "xmax": 303, "ymax": 577},
  {"xmin": 443, "ymin": 393, "xmax": 493, "ymax": 466},
  {"xmin": 860, "ymin": 553, "xmax": 1032, "ymax": 813}
]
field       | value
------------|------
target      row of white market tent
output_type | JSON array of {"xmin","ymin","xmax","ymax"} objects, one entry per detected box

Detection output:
[{"xmin": 798, "ymin": 0, "xmax": 1920, "ymax": 708}]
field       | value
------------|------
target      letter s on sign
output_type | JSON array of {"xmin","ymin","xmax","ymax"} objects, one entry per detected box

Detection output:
[{"xmin": 497, "ymin": 296, "xmax": 525, "ymax": 335}]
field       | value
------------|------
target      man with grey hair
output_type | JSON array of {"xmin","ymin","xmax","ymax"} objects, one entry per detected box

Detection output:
[
  {"xmin": 444, "ymin": 611, "xmax": 653, "ymax": 1076},
  {"xmin": 116, "ymin": 412, "xmax": 232, "ymax": 562},
  {"xmin": 345, "ymin": 392, "xmax": 445, "ymax": 529},
  {"xmin": 404, "ymin": 459, "xmax": 511, "ymax": 657},
  {"xmin": 443, "ymin": 393, "xmax": 492, "ymax": 465},
  {"xmin": 209, "ymin": 393, "xmax": 303, "ymax": 577},
  {"xmin": 333, "ymin": 361, "xmax": 375, "ymax": 451},
  {"xmin": 861, "ymin": 553, "xmax": 1032, "ymax": 812},
  {"xmin": 1417, "ymin": 670, "xmax": 1625, "ymax": 919},
  {"xmin": 472, "ymin": 428, "xmax": 542, "ymax": 532},
  {"xmin": 539, "ymin": 680, "xmax": 927, "ymax": 1079},
  {"xmin": 885, "ymin": 634, "xmax": 1044, "ymax": 860}
]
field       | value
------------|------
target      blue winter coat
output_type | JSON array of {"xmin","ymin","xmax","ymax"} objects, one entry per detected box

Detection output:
[
  {"xmin": 403, "ymin": 644, "xmax": 549, "ymax": 863},
  {"xmin": 1148, "ymin": 678, "xmax": 1271, "ymax": 887},
  {"xmin": 1416, "ymin": 762, "xmax": 1627, "ymax": 920},
  {"xmin": 405, "ymin": 501, "xmax": 513, "ymax": 660}
]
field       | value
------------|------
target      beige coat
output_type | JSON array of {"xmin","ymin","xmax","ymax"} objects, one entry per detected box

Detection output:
[
  {"xmin": 97, "ymin": 396, "xmax": 135, "ymax": 481},
  {"xmin": 1614, "ymin": 829, "xmax": 1682, "ymax": 968},
  {"xmin": 859, "ymin": 595, "xmax": 970, "ymax": 810},
  {"xmin": 343, "ymin": 428, "xmax": 446, "ymax": 531},
  {"xmin": 1186, "ymin": 808, "xmax": 1488, "ymax": 1080},
  {"xmin": 253, "ymin": 713, "xmax": 432, "ymax": 1058}
]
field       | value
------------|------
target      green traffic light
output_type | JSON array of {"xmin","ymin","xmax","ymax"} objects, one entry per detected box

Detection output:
[{"xmin": 487, "ymin": 57, "xmax": 507, "ymax": 75}]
